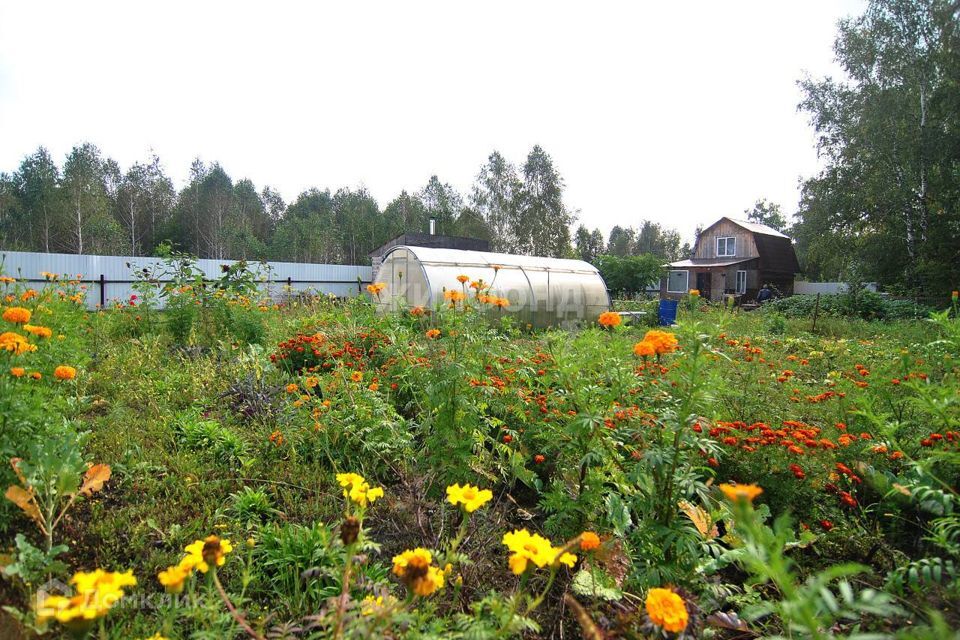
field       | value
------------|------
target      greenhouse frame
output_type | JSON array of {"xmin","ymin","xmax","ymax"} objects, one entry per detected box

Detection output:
[{"xmin": 374, "ymin": 246, "xmax": 611, "ymax": 328}]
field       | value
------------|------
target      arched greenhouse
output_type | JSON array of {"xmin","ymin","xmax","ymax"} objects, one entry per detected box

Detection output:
[{"xmin": 374, "ymin": 246, "xmax": 611, "ymax": 328}]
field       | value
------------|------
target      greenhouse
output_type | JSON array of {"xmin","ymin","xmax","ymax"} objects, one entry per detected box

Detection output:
[{"xmin": 374, "ymin": 245, "xmax": 611, "ymax": 328}]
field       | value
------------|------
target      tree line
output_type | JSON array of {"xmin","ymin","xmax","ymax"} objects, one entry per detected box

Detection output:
[
  {"xmin": 792, "ymin": 0, "xmax": 960, "ymax": 299},
  {"xmin": 0, "ymin": 145, "xmax": 577, "ymax": 263}
]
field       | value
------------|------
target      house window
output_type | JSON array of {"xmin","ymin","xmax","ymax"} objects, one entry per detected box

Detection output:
[
  {"xmin": 667, "ymin": 270, "xmax": 688, "ymax": 293},
  {"xmin": 736, "ymin": 270, "xmax": 747, "ymax": 294},
  {"xmin": 716, "ymin": 236, "xmax": 736, "ymax": 257}
]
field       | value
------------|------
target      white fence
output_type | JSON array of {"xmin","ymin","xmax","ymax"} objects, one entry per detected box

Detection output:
[
  {"xmin": 794, "ymin": 281, "xmax": 878, "ymax": 295},
  {"xmin": 0, "ymin": 250, "xmax": 372, "ymax": 309}
]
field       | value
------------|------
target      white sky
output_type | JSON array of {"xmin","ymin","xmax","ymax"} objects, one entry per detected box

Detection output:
[{"xmin": 0, "ymin": 1, "xmax": 863, "ymax": 241}]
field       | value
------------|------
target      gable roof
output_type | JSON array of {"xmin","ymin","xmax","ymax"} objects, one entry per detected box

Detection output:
[{"xmin": 722, "ymin": 217, "xmax": 790, "ymax": 238}]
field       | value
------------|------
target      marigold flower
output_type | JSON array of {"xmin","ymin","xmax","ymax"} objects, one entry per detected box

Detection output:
[
  {"xmin": 645, "ymin": 587, "xmax": 688, "ymax": 633},
  {"xmin": 643, "ymin": 330, "xmax": 679, "ymax": 354},
  {"xmin": 337, "ymin": 472, "xmax": 384, "ymax": 507},
  {"xmin": 54, "ymin": 365, "xmax": 77, "ymax": 380},
  {"xmin": 23, "ymin": 324, "xmax": 52, "ymax": 338},
  {"xmin": 426, "ymin": 328, "xmax": 441, "ymax": 339},
  {"xmin": 183, "ymin": 535, "xmax": 233, "ymax": 573},
  {"xmin": 579, "ymin": 531, "xmax": 601, "ymax": 551},
  {"xmin": 688, "ymin": 289, "xmax": 700, "ymax": 296},
  {"xmin": 598, "ymin": 311, "xmax": 621, "ymax": 328},
  {"xmin": 285, "ymin": 383, "xmax": 298, "ymax": 393},
  {"xmin": 392, "ymin": 548, "xmax": 445, "ymax": 596},
  {"xmin": 456, "ymin": 274, "xmax": 469, "ymax": 284},
  {"xmin": 633, "ymin": 340, "xmax": 656, "ymax": 357},
  {"xmin": 30, "ymin": 371, "xmax": 41, "ymax": 379},
  {"xmin": 350, "ymin": 371, "xmax": 363, "ymax": 383},
  {"xmin": 446, "ymin": 483, "xmax": 493, "ymax": 513},
  {"xmin": 10, "ymin": 367, "xmax": 25, "ymax": 377},
  {"xmin": 410, "ymin": 306, "xmax": 425, "ymax": 317},
  {"xmin": 444, "ymin": 289, "xmax": 466, "ymax": 302},
  {"xmin": 0, "ymin": 331, "xmax": 36, "ymax": 355},
  {"xmin": 2, "ymin": 306, "xmax": 31, "ymax": 324},
  {"xmin": 719, "ymin": 482, "xmax": 763, "ymax": 503},
  {"xmin": 157, "ymin": 559, "xmax": 193, "ymax": 593},
  {"xmin": 36, "ymin": 568, "xmax": 136, "ymax": 633},
  {"xmin": 492, "ymin": 296, "xmax": 510, "ymax": 308},
  {"xmin": 502, "ymin": 529, "xmax": 576, "ymax": 575}
]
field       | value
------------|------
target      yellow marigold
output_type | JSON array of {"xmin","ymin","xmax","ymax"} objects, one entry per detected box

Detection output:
[
  {"xmin": 0, "ymin": 331, "xmax": 36, "ymax": 355},
  {"xmin": 392, "ymin": 548, "xmax": 445, "ymax": 596},
  {"xmin": 54, "ymin": 365, "xmax": 77, "ymax": 381},
  {"xmin": 10, "ymin": 367, "xmax": 25, "ymax": 378},
  {"xmin": 425, "ymin": 328, "xmax": 441, "ymax": 339},
  {"xmin": 443, "ymin": 289, "xmax": 466, "ymax": 302},
  {"xmin": 36, "ymin": 569, "xmax": 136, "ymax": 632},
  {"xmin": 2, "ymin": 306, "xmax": 31, "ymax": 324},
  {"xmin": 157, "ymin": 559, "xmax": 193, "ymax": 594},
  {"xmin": 337, "ymin": 472, "xmax": 384, "ymax": 508},
  {"xmin": 598, "ymin": 311, "xmax": 621, "ymax": 328},
  {"xmin": 642, "ymin": 329, "xmax": 678, "ymax": 355},
  {"xmin": 350, "ymin": 370, "xmax": 363, "ymax": 383},
  {"xmin": 446, "ymin": 483, "xmax": 493, "ymax": 513},
  {"xmin": 304, "ymin": 376, "xmax": 319, "ymax": 389},
  {"xmin": 0, "ymin": 276, "xmax": 14, "ymax": 284},
  {"xmin": 645, "ymin": 587, "xmax": 688, "ymax": 633},
  {"xmin": 579, "ymin": 531, "xmax": 601, "ymax": 551},
  {"xmin": 688, "ymin": 289, "xmax": 700, "ymax": 296},
  {"xmin": 633, "ymin": 340, "xmax": 656, "ymax": 357},
  {"xmin": 502, "ymin": 529, "xmax": 576, "ymax": 575},
  {"xmin": 143, "ymin": 635, "xmax": 169, "ymax": 640},
  {"xmin": 23, "ymin": 324, "xmax": 53, "ymax": 338},
  {"xmin": 183, "ymin": 535, "xmax": 233, "ymax": 573},
  {"xmin": 492, "ymin": 296, "xmax": 510, "ymax": 308},
  {"xmin": 719, "ymin": 482, "xmax": 763, "ymax": 503}
]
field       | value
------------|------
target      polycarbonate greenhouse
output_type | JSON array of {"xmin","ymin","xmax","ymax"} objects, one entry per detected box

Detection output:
[{"xmin": 374, "ymin": 246, "xmax": 611, "ymax": 328}]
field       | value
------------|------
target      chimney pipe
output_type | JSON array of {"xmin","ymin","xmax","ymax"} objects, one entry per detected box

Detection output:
[{"xmin": 429, "ymin": 217, "xmax": 436, "ymax": 235}]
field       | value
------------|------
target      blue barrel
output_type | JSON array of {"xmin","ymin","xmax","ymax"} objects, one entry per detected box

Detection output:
[{"xmin": 658, "ymin": 299, "xmax": 679, "ymax": 326}]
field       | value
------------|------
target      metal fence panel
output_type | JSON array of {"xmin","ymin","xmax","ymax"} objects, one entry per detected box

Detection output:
[{"xmin": 0, "ymin": 250, "xmax": 372, "ymax": 309}]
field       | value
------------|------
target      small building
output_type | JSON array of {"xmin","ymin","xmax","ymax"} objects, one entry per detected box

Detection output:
[
  {"xmin": 661, "ymin": 217, "xmax": 799, "ymax": 302},
  {"xmin": 369, "ymin": 233, "xmax": 489, "ymax": 280}
]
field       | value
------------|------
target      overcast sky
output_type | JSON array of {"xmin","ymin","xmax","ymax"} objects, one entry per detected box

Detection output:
[{"xmin": 0, "ymin": 1, "xmax": 864, "ymax": 241}]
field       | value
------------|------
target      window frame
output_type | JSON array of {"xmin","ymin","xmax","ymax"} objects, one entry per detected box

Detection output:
[
  {"xmin": 667, "ymin": 270, "xmax": 689, "ymax": 294},
  {"xmin": 736, "ymin": 270, "xmax": 747, "ymax": 294},
  {"xmin": 716, "ymin": 236, "xmax": 736, "ymax": 257}
]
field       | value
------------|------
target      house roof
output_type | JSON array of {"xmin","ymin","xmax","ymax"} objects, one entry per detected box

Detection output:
[
  {"xmin": 722, "ymin": 217, "xmax": 790, "ymax": 238},
  {"xmin": 667, "ymin": 257, "xmax": 756, "ymax": 268}
]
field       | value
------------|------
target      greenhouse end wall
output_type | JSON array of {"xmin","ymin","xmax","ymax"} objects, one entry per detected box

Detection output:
[{"xmin": 374, "ymin": 246, "xmax": 610, "ymax": 328}]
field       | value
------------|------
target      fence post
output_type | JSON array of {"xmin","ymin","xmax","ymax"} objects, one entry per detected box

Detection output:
[
  {"xmin": 811, "ymin": 292, "xmax": 821, "ymax": 332},
  {"xmin": 99, "ymin": 274, "xmax": 105, "ymax": 308}
]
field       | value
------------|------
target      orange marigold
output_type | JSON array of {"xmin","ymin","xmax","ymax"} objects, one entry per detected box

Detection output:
[
  {"xmin": 633, "ymin": 340, "xmax": 656, "ymax": 357},
  {"xmin": 642, "ymin": 330, "xmax": 678, "ymax": 354},
  {"xmin": 53, "ymin": 365, "xmax": 77, "ymax": 380},
  {"xmin": 0, "ymin": 331, "xmax": 36, "ymax": 355},
  {"xmin": 645, "ymin": 587, "xmax": 688, "ymax": 633},
  {"xmin": 579, "ymin": 531, "xmax": 601, "ymax": 551},
  {"xmin": 23, "ymin": 324, "xmax": 53, "ymax": 338},
  {"xmin": 2, "ymin": 307, "xmax": 31, "ymax": 324},
  {"xmin": 719, "ymin": 482, "xmax": 763, "ymax": 503},
  {"xmin": 598, "ymin": 311, "xmax": 621, "ymax": 328},
  {"xmin": 10, "ymin": 367, "xmax": 25, "ymax": 377},
  {"xmin": 425, "ymin": 328, "xmax": 441, "ymax": 339}
]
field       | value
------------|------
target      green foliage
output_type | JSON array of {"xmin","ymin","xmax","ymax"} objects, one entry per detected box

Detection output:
[
  {"xmin": 174, "ymin": 412, "xmax": 249, "ymax": 469},
  {"xmin": 595, "ymin": 253, "xmax": 664, "ymax": 297},
  {"xmin": 765, "ymin": 292, "xmax": 931, "ymax": 320}
]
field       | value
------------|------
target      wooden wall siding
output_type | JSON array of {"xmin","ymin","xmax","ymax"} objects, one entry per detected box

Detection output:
[{"xmin": 693, "ymin": 219, "xmax": 759, "ymax": 259}]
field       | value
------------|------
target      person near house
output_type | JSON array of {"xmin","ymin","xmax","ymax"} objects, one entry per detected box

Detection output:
[{"xmin": 756, "ymin": 284, "xmax": 773, "ymax": 304}]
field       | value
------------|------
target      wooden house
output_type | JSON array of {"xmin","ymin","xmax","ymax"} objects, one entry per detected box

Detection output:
[{"xmin": 661, "ymin": 217, "xmax": 799, "ymax": 302}]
